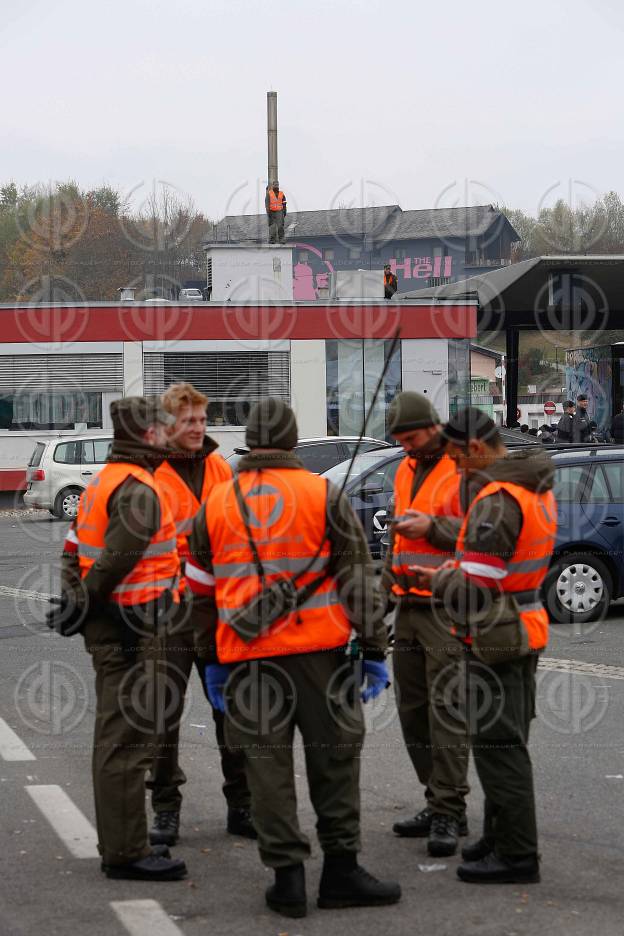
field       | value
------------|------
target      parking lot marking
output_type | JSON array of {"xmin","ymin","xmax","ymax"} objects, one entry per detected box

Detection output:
[
  {"xmin": 26, "ymin": 784, "xmax": 99, "ymax": 858},
  {"xmin": 0, "ymin": 584, "xmax": 54, "ymax": 603},
  {"xmin": 540, "ymin": 657, "xmax": 624, "ymax": 681},
  {"xmin": 111, "ymin": 900, "xmax": 185, "ymax": 936},
  {"xmin": 0, "ymin": 717, "xmax": 36, "ymax": 761}
]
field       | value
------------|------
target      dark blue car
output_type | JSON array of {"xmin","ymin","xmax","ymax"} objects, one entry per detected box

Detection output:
[
  {"xmin": 323, "ymin": 440, "xmax": 624, "ymax": 626},
  {"xmin": 544, "ymin": 446, "xmax": 624, "ymax": 624}
]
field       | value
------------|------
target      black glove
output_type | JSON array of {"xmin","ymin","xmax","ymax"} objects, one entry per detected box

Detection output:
[{"xmin": 46, "ymin": 593, "xmax": 89, "ymax": 637}]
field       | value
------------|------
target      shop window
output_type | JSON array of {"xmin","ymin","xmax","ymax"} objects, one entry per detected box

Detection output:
[{"xmin": 326, "ymin": 339, "xmax": 401, "ymax": 442}]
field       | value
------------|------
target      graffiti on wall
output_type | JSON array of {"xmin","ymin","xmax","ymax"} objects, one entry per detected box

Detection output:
[
  {"xmin": 565, "ymin": 345, "xmax": 613, "ymax": 428},
  {"xmin": 291, "ymin": 243, "xmax": 455, "ymax": 299}
]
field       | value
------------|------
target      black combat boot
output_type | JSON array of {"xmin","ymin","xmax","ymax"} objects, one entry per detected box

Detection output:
[
  {"xmin": 318, "ymin": 852, "xmax": 401, "ymax": 909},
  {"xmin": 149, "ymin": 810, "xmax": 180, "ymax": 846},
  {"xmin": 457, "ymin": 852, "xmax": 540, "ymax": 884},
  {"xmin": 226, "ymin": 806, "xmax": 257, "ymax": 839},
  {"xmin": 265, "ymin": 863, "xmax": 307, "ymax": 918},
  {"xmin": 394, "ymin": 806, "xmax": 468, "ymax": 840},
  {"xmin": 392, "ymin": 805, "xmax": 434, "ymax": 837},
  {"xmin": 105, "ymin": 853, "xmax": 187, "ymax": 881},
  {"xmin": 427, "ymin": 814, "xmax": 468, "ymax": 857},
  {"xmin": 461, "ymin": 837, "xmax": 494, "ymax": 862},
  {"xmin": 101, "ymin": 844, "xmax": 170, "ymax": 873}
]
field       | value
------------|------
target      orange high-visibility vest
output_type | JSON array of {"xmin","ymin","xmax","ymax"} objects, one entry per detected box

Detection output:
[
  {"xmin": 455, "ymin": 481, "xmax": 557, "ymax": 651},
  {"xmin": 384, "ymin": 272, "xmax": 394, "ymax": 285},
  {"xmin": 268, "ymin": 189, "xmax": 285, "ymax": 211},
  {"xmin": 391, "ymin": 454, "xmax": 462, "ymax": 598},
  {"xmin": 76, "ymin": 463, "xmax": 180, "ymax": 606},
  {"xmin": 155, "ymin": 453, "xmax": 232, "ymax": 561},
  {"xmin": 205, "ymin": 469, "xmax": 351, "ymax": 662}
]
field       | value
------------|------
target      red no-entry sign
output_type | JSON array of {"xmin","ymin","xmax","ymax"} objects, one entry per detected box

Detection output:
[{"xmin": 544, "ymin": 401, "xmax": 557, "ymax": 416}]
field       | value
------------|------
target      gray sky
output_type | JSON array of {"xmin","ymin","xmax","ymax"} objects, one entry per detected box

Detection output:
[{"xmin": 3, "ymin": 0, "xmax": 623, "ymax": 220}]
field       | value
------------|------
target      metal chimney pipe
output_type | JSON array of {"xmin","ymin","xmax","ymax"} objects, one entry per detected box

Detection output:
[{"xmin": 267, "ymin": 91, "xmax": 278, "ymax": 186}]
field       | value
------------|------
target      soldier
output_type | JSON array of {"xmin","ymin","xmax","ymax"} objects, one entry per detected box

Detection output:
[
  {"xmin": 410, "ymin": 407, "xmax": 557, "ymax": 884},
  {"xmin": 148, "ymin": 382, "xmax": 254, "ymax": 846},
  {"xmin": 186, "ymin": 398, "xmax": 401, "ymax": 919},
  {"xmin": 266, "ymin": 181, "xmax": 287, "ymax": 244},
  {"xmin": 382, "ymin": 391, "xmax": 469, "ymax": 857},
  {"xmin": 58, "ymin": 397, "xmax": 187, "ymax": 880}
]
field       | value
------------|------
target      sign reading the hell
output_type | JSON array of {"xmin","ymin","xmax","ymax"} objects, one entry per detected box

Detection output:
[{"xmin": 387, "ymin": 256, "xmax": 453, "ymax": 279}]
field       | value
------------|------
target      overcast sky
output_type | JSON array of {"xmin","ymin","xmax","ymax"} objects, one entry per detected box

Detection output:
[{"xmin": 3, "ymin": 0, "xmax": 623, "ymax": 220}]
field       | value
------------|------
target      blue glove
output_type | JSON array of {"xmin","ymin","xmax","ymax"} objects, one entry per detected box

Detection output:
[
  {"xmin": 204, "ymin": 663, "xmax": 233, "ymax": 713},
  {"xmin": 360, "ymin": 660, "xmax": 390, "ymax": 703}
]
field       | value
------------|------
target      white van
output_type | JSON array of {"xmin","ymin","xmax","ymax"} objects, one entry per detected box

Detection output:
[{"xmin": 23, "ymin": 435, "xmax": 113, "ymax": 520}]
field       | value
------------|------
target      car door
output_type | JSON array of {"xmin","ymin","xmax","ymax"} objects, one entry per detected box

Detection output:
[
  {"xmin": 348, "ymin": 457, "xmax": 401, "ymax": 559},
  {"xmin": 581, "ymin": 460, "xmax": 624, "ymax": 593},
  {"xmin": 52, "ymin": 440, "xmax": 85, "ymax": 493},
  {"xmin": 80, "ymin": 438, "xmax": 113, "ymax": 483},
  {"xmin": 552, "ymin": 462, "xmax": 594, "ymax": 550}
]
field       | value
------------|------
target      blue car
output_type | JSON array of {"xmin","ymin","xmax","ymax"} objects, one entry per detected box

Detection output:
[
  {"xmin": 323, "ymin": 440, "xmax": 624, "ymax": 626},
  {"xmin": 544, "ymin": 445, "xmax": 624, "ymax": 624}
]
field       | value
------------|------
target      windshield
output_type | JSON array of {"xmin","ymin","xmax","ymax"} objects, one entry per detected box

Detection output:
[{"xmin": 322, "ymin": 450, "xmax": 398, "ymax": 486}]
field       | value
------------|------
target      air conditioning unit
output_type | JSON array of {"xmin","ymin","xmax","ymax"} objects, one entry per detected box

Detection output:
[{"xmin": 204, "ymin": 244, "xmax": 293, "ymax": 301}]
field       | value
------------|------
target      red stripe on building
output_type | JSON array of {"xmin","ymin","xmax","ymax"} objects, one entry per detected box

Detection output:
[{"xmin": 0, "ymin": 303, "xmax": 477, "ymax": 343}]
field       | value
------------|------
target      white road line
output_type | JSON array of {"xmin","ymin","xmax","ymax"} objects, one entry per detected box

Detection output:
[
  {"xmin": 26, "ymin": 784, "xmax": 99, "ymax": 858},
  {"xmin": 111, "ymin": 900, "xmax": 185, "ymax": 936},
  {"xmin": 0, "ymin": 584, "xmax": 54, "ymax": 603},
  {"xmin": 540, "ymin": 657, "xmax": 624, "ymax": 681},
  {"xmin": 0, "ymin": 717, "xmax": 36, "ymax": 761}
]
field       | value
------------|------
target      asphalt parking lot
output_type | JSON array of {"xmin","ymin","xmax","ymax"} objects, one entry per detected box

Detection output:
[{"xmin": 2, "ymin": 511, "xmax": 624, "ymax": 936}]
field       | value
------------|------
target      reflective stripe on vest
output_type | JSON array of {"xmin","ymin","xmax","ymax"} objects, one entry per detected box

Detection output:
[
  {"xmin": 268, "ymin": 189, "xmax": 285, "ymax": 211},
  {"xmin": 205, "ymin": 468, "xmax": 351, "ymax": 662},
  {"xmin": 455, "ymin": 481, "xmax": 557, "ymax": 651},
  {"xmin": 391, "ymin": 454, "xmax": 462, "ymax": 598},
  {"xmin": 76, "ymin": 463, "xmax": 180, "ymax": 607},
  {"xmin": 155, "ymin": 454, "xmax": 232, "ymax": 565}
]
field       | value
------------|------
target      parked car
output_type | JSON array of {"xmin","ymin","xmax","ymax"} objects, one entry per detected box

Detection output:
[
  {"xmin": 178, "ymin": 288, "xmax": 204, "ymax": 301},
  {"xmin": 323, "ymin": 439, "xmax": 624, "ymax": 626},
  {"xmin": 23, "ymin": 435, "xmax": 113, "ymax": 520},
  {"xmin": 544, "ymin": 445, "xmax": 624, "ymax": 625},
  {"xmin": 227, "ymin": 436, "xmax": 393, "ymax": 475}
]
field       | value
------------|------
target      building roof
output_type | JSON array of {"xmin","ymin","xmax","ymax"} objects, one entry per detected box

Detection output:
[
  {"xmin": 409, "ymin": 255, "xmax": 624, "ymax": 329},
  {"xmin": 209, "ymin": 204, "xmax": 518, "ymax": 245},
  {"xmin": 470, "ymin": 342, "xmax": 503, "ymax": 361}
]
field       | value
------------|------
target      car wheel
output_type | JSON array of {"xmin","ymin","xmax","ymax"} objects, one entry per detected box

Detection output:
[
  {"xmin": 544, "ymin": 553, "xmax": 612, "ymax": 624},
  {"xmin": 53, "ymin": 487, "xmax": 83, "ymax": 521}
]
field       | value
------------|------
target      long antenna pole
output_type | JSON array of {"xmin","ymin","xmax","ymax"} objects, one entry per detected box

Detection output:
[{"xmin": 267, "ymin": 91, "xmax": 278, "ymax": 185}]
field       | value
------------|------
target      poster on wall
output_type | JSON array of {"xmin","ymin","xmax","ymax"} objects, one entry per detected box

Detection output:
[{"xmin": 565, "ymin": 345, "xmax": 612, "ymax": 429}]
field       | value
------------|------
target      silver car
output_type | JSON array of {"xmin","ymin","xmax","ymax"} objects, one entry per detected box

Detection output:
[{"xmin": 23, "ymin": 435, "xmax": 113, "ymax": 520}]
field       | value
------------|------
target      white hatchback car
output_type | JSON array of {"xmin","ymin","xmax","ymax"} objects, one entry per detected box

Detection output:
[{"xmin": 23, "ymin": 435, "xmax": 113, "ymax": 520}]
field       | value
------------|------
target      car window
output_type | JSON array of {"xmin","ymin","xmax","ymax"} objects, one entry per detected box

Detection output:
[
  {"xmin": 82, "ymin": 439, "xmax": 112, "ymax": 464},
  {"xmin": 600, "ymin": 461, "xmax": 624, "ymax": 501},
  {"xmin": 343, "ymin": 441, "xmax": 388, "ymax": 458},
  {"xmin": 29, "ymin": 442, "xmax": 46, "ymax": 467},
  {"xmin": 553, "ymin": 464, "xmax": 587, "ymax": 502},
  {"xmin": 53, "ymin": 441, "xmax": 81, "ymax": 465},
  {"xmin": 352, "ymin": 458, "xmax": 400, "ymax": 498},
  {"xmin": 296, "ymin": 443, "xmax": 341, "ymax": 474},
  {"xmin": 585, "ymin": 466, "xmax": 611, "ymax": 504}
]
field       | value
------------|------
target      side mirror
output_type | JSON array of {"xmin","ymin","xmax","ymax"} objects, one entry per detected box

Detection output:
[{"xmin": 359, "ymin": 483, "xmax": 384, "ymax": 501}]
